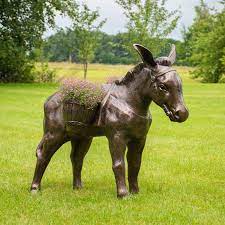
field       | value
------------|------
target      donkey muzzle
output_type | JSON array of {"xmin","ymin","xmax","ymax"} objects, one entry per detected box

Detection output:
[{"xmin": 162, "ymin": 104, "xmax": 189, "ymax": 123}]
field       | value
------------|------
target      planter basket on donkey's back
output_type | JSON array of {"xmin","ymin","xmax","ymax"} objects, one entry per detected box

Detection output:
[
  {"xmin": 63, "ymin": 100, "xmax": 97, "ymax": 123},
  {"xmin": 61, "ymin": 78, "xmax": 104, "ymax": 124}
]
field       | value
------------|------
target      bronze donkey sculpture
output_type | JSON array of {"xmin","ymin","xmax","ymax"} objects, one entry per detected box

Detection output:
[{"xmin": 31, "ymin": 44, "xmax": 189, "ymax": 198}]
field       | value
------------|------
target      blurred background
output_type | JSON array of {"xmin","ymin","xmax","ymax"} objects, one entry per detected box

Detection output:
[{"xmin": 1, "ymin": 0, "xmax": 224, "ymax": 83}]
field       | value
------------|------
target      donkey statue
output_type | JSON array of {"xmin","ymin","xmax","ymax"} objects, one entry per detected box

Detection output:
[{"xmin": 31, "ymin": 44, "xmax": 189, "ymax": 198}]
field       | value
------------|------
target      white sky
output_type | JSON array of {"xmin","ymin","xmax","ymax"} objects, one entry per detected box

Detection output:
[{"xmin": 46, "ymin": 0, "xmax": 222, "ymax": 40}]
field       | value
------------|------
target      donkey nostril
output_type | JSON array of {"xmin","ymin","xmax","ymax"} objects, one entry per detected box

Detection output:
[
  {"xmin": 174, "ymin": 110, "xmax": 180, "ymax": 120},
  {"xmin": 174, "ymin": 108, "xmax": 189, "ymax": 122}
]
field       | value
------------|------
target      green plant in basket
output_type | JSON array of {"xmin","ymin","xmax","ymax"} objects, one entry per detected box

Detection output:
[{"xmin": 60, "ymin": 78, "xmax": 104, "ymax": 109}]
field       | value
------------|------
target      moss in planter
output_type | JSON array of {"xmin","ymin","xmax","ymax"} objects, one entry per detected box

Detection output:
[{"xmin": 60, "ymin": 78, "xmax": 104, "ymax": 109}]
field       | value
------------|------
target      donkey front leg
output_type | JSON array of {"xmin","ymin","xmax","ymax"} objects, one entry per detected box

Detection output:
[
  {"xmin": 108, "ymin": 133, "xmax": 128, "ymax": 198},
  {"xmin": 127, "ymin": 138, "xmax": 146, "ymax": 194}
]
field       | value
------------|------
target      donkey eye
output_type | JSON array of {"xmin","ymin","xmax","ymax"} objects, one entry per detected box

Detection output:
[{"xmin": 159, "ymin": 84, "xmax": 167, "ymax": 91}]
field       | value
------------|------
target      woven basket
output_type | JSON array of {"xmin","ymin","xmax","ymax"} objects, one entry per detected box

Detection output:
[{"xmin": 63, "ymin": 100, "xmax": 97, "ymax": 124}]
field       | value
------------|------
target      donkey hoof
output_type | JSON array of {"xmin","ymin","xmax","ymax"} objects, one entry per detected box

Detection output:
[
  {"xmin": 73, "ymin": 185, "xmax": 83, "ymax": 190},
  {"xmin": 30, "ymin": 187, "xmax": 40, "ymax": 194},
  {"xmin": 117, "ymin": 189, "xmax": 129, "ymax": 198},
  {"xmin": 130, "ymin": 189, "xmax": 139, "ymax": 194},
  {"xmin": 73, "ymin": 182, "xmax": 83, "ymax": 190},
  {"xmin": 129, "ymin": 186, "xmax": 139, "ymax": 194},
  {"xmin": 31, "ymin": 189, "xmax": 39, "ymax": 195},
  {"xmin": 30, "ymin": 183, "xmax": 41, "ymax": 193}
]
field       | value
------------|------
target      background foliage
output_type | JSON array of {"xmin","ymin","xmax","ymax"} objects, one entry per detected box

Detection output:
[
  {"xmin": 41, "ymin": 32, "xmax": 184, "ymax": 65},
  {"xmin": 0, "ymin": 0, "xmax": 225, "ymax": 82},
  {"xmin": 181, "ymin": 0, "xmax": 225, "ymax": 82},
  {"xmin": 0, "ymin": 0, "xmax": 77, "ymax": 82},
  {"xmin": 115, "ymin": 0, "xmax": 180, "ymax": 59},
  {"xmin": 70, "ymin": 3, "xmax": 106, "ymax": 79}
]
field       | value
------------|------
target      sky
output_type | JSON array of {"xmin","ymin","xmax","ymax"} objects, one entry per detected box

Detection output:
[{"xmin": 46, "ymin": 0, "xmax": 221, "ymax": 40}]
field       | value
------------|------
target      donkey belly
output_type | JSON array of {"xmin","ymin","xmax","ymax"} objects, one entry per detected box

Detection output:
[{"xmin": 65, "ymin": 121, "xmax": 105, "ymax": 138}]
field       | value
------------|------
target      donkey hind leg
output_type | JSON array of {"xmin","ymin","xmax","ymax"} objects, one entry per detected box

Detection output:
[
  {"xmin": 70, "ymin": 138, "xmax": 92, "ymax": 189},
  {"xmin": 127, "ymin": 138, "xmax": 146, "ymax": 194},
  {"xmin": 108, "ymin": 134, "xmax": 128, "ymax": 198},
  {"xmin": 30, "ymin": 131, "xmax": 66, "ymax": 192}
]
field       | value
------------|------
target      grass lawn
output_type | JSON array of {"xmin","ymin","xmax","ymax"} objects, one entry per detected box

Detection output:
[{"xmin": 0, "ymin": 63, "xmax": 225, "ymax": 225}]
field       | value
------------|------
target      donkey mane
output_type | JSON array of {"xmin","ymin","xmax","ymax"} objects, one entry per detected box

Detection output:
[
  {"xmin": 114, "ymin": 58, "xmax": 169, "ymax": 86},
  {"xmin": 116, "ymin": 63, "xmax": 145, "ymax": 85}
]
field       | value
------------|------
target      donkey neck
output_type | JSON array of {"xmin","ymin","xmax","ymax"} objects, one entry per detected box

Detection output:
[{"xmin": 112, "ymin": 72, "xmax": 153, "ymax": 116}]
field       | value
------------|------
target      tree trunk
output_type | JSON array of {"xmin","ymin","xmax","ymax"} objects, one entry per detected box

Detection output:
[
  {"xmin": 69, "ymin": 53, "xmax": 72, "ymax": 63},
  {"xmin": 83, "ymin": 61, "xmax": 88, "ymax": 80}
]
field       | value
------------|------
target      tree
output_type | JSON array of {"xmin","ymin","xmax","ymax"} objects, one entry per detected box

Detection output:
[
  {"xmin": 42, "ymin": 30, "xmax": 183, "ymax": 65},
  {"xmin": 184, "ymin": 0, "xmax": 225, "ymax": 82},
  {"xmin": 71, "ymin": 4, "xmax": 106, "ymax": 79},
  {"xmin": 115, "ymin": 0, "xmax": 180, "ymax": 60},
  {"xmin": 0, "ymin": 0, "xmax": 77, "ymax": 82},
  {"xmin": 41, "ymin": 29, "xmax": 78, "ymax": 62},
  {"xmin": 94, "ymin": 32, "xmax": 135, "ymax": 64}
]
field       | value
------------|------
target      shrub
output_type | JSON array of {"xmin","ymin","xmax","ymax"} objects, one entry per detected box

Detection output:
[
  {"xmin": 33, "ymin": 63, "xmax": 56, "ymax": 83},
  {"xmin": 184, "ymin": 1, "xmax": 225, "ymax": 83},
  {"xmin": 60, "ymin": 78, "xmax": 104, "ymax": 109},
  {"xmin": 219, "ymin": 74, "xmax": 225, "ymax": 83},
  {"xmin": 0, "ymin": 40, "xmax": 35, "ymax": 83}
]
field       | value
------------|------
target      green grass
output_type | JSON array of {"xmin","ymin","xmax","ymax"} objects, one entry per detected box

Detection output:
[{"xmin": 0, "ymin": 64, "xmax": 225, "ymax": 225}]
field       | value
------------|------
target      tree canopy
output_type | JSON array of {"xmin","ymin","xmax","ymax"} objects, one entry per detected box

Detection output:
[
  {"xmin": 0, "ymin": 0, "xmax": 77, "ymax": 82},
  {"xmin": 115, "ymin": 0, "xmax": 180, "ymax": 59},
  {"xmin": 41, "ymin": 31, "xmax": 185, "ymax": 65},
  {"xmin": 183, "ymin": 0, "xmax": 225, "ymax": 82}
]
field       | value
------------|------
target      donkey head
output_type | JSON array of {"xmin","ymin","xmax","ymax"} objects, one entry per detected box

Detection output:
[{"xmin": 133, "ymin": 44, "xmax": 189, "ymax": 123}]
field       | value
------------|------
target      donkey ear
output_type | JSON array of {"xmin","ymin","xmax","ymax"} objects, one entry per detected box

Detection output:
[
  {"xmin": 168, "ymin": 44, "xmax": 176, "ymax": 65},
  {"xmin": 133, "ymin": 44, "xmax": 157, "ymax": 67}
]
